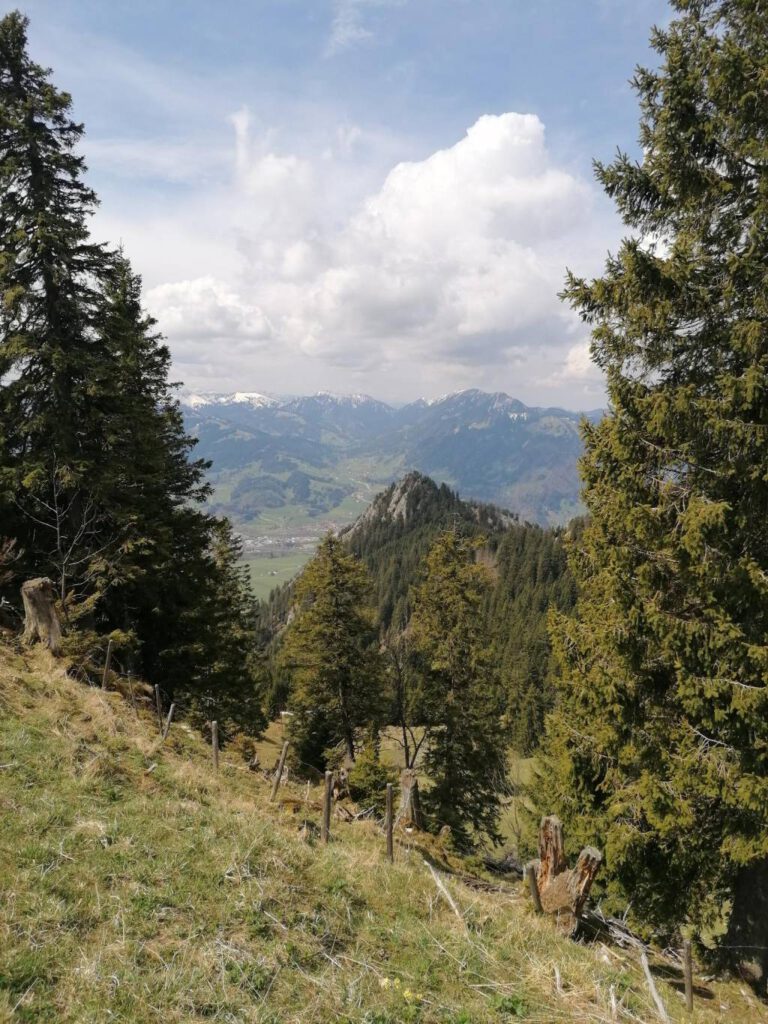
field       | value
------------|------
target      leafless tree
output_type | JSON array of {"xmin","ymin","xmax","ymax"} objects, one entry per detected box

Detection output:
[
  {"xmin": 13, "ymin": 456, "xmax": 121, "ymax": 609},
  {"xmin": 385, "ymin": 632, "xmax": 429, "ymax": 770}
]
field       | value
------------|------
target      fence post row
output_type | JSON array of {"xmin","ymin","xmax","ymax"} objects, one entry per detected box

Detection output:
[
  {"xmin": 154, "ymin": 684, "xmax": 163, "ymax": 732},
  {"xmin": 683, "ymin": 939, "xmax": 693, "ymax": 1013},
  {"xmin": 161, "ymin": 703, "xmax": 176, "ymax": 742}
]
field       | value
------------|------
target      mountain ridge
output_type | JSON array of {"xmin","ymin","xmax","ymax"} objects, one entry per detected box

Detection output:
[{"xmin": 183, "ymin": 387, "xmax": 598, "ymax": 528}]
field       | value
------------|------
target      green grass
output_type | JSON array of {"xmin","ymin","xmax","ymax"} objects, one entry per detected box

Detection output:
[
  {"xmin": 0, "ymin": 645, "xmax": 761, "ymax": 1023},
  {"xmin": 242, "ymin": 552, "xmax": 313, "ymax": 601}
]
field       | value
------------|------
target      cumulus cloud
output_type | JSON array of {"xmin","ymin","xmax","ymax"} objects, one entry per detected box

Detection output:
[
  {"xmin": 281, "ymin": 114, "xmax": 590, "ymax": 365},
  {"xmin": 130, "ymin": 109, "xmax": 609, "ymax": 404},
  {"xmin": 561, "ymin": 340, "xmax": 599, "ymax": 381},
  {"xmin": 147, "ymin": 277, "xmax": 273, "ymax": 349}
]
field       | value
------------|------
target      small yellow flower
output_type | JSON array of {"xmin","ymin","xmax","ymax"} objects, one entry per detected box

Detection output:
[
  {"xmin": 394, "ymin": 978, "xmax": 401, "ymax": 988},
  {"xmin": 403, "ymin": 989, "xmax": 414, "ymax": 1002}
]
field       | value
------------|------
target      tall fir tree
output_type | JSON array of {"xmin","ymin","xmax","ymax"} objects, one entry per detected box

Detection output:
[
  {"xmin": 279, "ymin": 534, "xmax": 384, "ymax": 769},
  {"xmin": 0, "ymin": 11, "xmax": 112, "ymax": 511},
  {"xmin": 410, "ymin": 530, "xmax": 506, "ymax": 849},
  {"xmin": 546, "ymin": 0, "xmax": 768, "ymax": 968},
  {"xmin": 0, "ymin": 14, "xmax": 264, "ymax": 732}
]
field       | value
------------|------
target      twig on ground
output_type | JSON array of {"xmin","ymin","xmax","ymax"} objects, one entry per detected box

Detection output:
[
  {"xmin": 640, "ymin": 950, "xmax": 670, "ymax": 1023},
  {"xmin": 424, "ymin": 860, "xmax": 465, "ymax": 925}
]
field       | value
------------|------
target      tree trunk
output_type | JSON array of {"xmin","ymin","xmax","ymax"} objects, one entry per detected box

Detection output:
[
  {"xmin": 21, "ymin": 577, "xmax": 62, "ymax": 655},
  {"xmin": 725, "ymin": 858, "xmax": 768, "ymax": 994},
  {"xmin": 534, "ymin": 815, "xmax": 602, "ymax": 934},
  {"xmin": 398, "ymin": 769, "xmax": 424, "ymax": 829}
]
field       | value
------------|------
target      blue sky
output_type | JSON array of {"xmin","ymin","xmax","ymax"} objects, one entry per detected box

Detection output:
[{"xmin": 18, "ymin": 0, "xmax": 670, "ymax": 406}]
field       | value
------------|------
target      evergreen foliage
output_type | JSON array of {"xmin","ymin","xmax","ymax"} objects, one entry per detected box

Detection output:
[
  {"xmin": 0, "ymin": 13, "xmax": 263, "ymax": 732},
  {"xmin": 545, "ymin": 0, "xmax": 768, "ymax": 956},
  {"xmin": 345, "ymin": 473, "xmax": 511, "ymax": 632},
  {"xmin": 279, "ymin": 534, "xmax": 384, "ymax": 769},
  {"xmin": 262, "ymin": 474, "xmax": 575, "ymax": 754},
  {"xmin": 410, "ymin": 530, "xmax": 507, "ymax": 849}
]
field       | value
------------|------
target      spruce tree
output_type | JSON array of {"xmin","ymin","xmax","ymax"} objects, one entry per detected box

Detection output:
[
  {"xmin": 280, "ymin": 534, "xmax": 383, "ymax": 769},
  {"xmin": 546, "ymin": 0, "xmax": 768, "ymax": 961},
  {"xmin": 0, "ymin": 11, "xmax": 113, "ymax": 553},
  {"xmin": 0, "ymin": 14, "xmax": 265, "ymax": 733},
  {"xmin": 410, "ymin": 530, "xmax": 506, "ymax": 849}
]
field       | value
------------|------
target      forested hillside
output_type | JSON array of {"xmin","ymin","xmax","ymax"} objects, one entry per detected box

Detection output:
[{"xmin": 262, "ymin": 473, "xmax": 575, "ymax": 754}]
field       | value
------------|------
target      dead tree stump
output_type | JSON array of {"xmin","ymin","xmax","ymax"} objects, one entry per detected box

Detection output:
[
  {"xmin": 333, "ymin": 767, "xmax": 349, "ymax": 801},
  {"xmin": 534, "ymin": 815, "xmax": 602, "ymax": 933},
  {"xmin": 398, "ymin": 769, "xmax": 424, "ymax": 829},
  {"xmin": 21, "ymin": 578, "xmax": 62, "ymax": 656}
]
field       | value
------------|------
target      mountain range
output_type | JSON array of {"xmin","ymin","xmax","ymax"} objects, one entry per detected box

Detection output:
[{"xmin": 181, "ymin": 388, "xmax": 599, "ymax": 533}]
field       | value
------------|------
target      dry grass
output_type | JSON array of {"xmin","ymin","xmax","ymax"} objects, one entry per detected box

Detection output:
[{"xmin": 0, "ymin": 643, "xmax": 764, "ymax": 1023}]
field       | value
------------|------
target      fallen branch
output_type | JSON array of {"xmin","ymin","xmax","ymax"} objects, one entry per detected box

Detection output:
[
  {"xmin": 640, "ymin": 950, "xmax": 670, "ymax": 1023},
  {"xmin": 424, "ymin": 860, "xmax": 464, "ymax": 925}
]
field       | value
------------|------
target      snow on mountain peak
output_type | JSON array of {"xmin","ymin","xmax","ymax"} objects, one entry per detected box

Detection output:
[
  {"xmin": 229, "ymin": 392, "xmax": 278, "ymax": 407},
  {"xmin": 180, "ymin": 391, "xmax": 276, "ymax": 409}
]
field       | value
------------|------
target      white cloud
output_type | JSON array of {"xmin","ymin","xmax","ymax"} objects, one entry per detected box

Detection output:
[
  {"xmin": 146, "ymin": 277, "xmax": 273, "ymax": 350},
  {"xmin": 247, "ymin": 113, "xmax": 597, "ymax": 376},
  {"xmin": 561, "ymin": 340, "xmax": 598, "ymax": 381},
  {"xmin": 325, "ymin": 0, "xmax": 405, "ymax": 57},
  {"xmin": 108, "ymin": 108, "xmax": 610, "ymax": 405}
]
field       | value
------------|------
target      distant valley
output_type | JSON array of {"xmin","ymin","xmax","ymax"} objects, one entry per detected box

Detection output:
[{"xmin": 182, "ymin": 388, "xmax": 597, "ymax": 597}]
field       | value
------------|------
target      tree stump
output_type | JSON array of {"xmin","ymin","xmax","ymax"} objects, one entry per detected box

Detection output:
[
  {"xmin": 534, "ymin": 815, "xmax": 602, "ymax": 933},
  {"xmin": 21, "ymin": 578, "xmax": 62, "ymax": 656},
  {"xmin": 398, "ymin": 769, "xmax": 424, "ymax": 829},
  {"xmin": 333, "ymin": 767, "xmax": 350, "ymax": 801}
]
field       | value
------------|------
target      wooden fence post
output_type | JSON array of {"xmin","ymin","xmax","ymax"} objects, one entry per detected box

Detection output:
[
  {"xmin": 211, "ymin": 720, "xmax": 219, "ymax": 771},
  {"xmin": 321, "ymin": 770, "xmax": 333, "ymax": 844},
  {"xmin": 101, "ymin": 639, "xmax": 113, "ymax": 691},
  {"xmin": 154, "ymin": 684, "xmax": 163, "ymax": 731},
  {"xmin": 526, "ymin": 863, "xmax": 543, "ymax": 913},
  {"xmin": 161, "ymin": 703, "xmax": 176, "ymax": 741},
  {"xmin": 385, "ymin": 782, "xmax": 394, "ymax": 862},
  {"xmin": 683, "ymin": 939, "xmax": 693, "ymax": 1012},
  {"xmin": 270, "ymin": 740, "xmax": 290, "ymax": 801}
]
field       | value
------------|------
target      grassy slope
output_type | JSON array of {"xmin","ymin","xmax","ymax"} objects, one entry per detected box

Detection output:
[
  {"xmin": 243, "ymin": 552, "xmax": 314, "ymax": 602},
  {"xmin": 0, "ymin": 647, "xmax": 763, "ymax": 1024}
]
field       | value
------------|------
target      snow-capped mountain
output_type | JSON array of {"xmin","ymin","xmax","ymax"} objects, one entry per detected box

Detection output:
[
  {"xmin": 182, "ymin": 388, "xmax": 596, "ymax": 524},
  {"xmin": 182, "ymin": 391, "xmax": 278, "ymax": 409}
]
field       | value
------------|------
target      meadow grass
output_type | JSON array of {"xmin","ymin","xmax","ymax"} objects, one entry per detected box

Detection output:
[{"xmin": 0, "ymin": 645, "xmax": 764, "ymax": 1023}]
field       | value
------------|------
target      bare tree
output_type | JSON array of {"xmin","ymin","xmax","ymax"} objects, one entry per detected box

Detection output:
[
  {"xmin": 385, "ymin": 633, "xmax": 429, "ymax": 770},
  {"xmin": 13, "ymin": 456, "xmax": 121, "ymax": 609}
]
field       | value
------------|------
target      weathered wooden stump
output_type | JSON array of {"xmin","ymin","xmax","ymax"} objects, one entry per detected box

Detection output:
[
  {"xmin": 533, "ymin": 815, "xmax": 602, "ymax": 933},
  {"xmin": 333, "ymin": 767, "xmax": 349, "ymax": 801},
  {"xmin": 21, "ymin": 577, "xmax": 62, "ymax": 655},
  {"xmin": 398, "ymin": 768, "xmax": 424, "ymax": 829}
]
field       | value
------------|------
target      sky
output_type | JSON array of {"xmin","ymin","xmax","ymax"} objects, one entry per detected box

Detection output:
[{"xmin": 19, "ymin": 0, "xmax": 670, "ymax": 408}]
